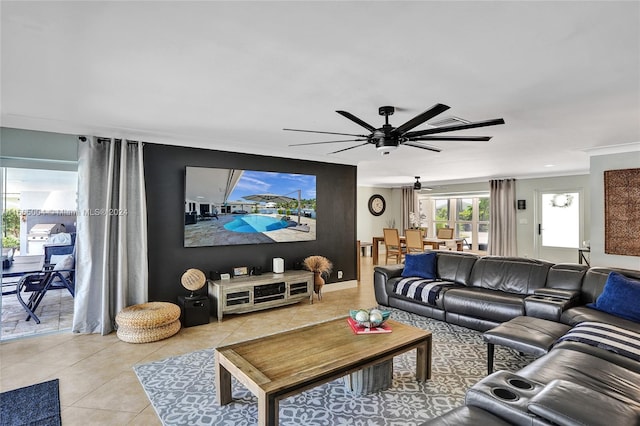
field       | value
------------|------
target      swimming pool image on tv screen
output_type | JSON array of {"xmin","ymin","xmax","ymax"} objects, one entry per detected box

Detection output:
[
  {"xmin": 184, "ymin": 167, "xmax": 317, "ymax": 247},
  {"xmin": 224, "ymin": 215, "xmax": 289, "ymax": 233}
]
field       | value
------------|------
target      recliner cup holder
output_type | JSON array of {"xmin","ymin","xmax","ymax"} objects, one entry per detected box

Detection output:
[
  {"xmin": 491, "ymin": 387, "xmax": 519, "ymax": 401},
  {"xmin": 508, "ymin": 378, "xmax": 534, "ymax": 390},
  {"xmin": 467, "ymin": 372, "xmax": 545, "ymax": 424}
]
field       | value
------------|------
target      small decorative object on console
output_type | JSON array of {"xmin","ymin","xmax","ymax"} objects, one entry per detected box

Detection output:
[
  {"xmin": 273, "ymin": 257, "xmax": 285, "ymax": 274},
  {"xmin": 180, "ymin": 268, "xmax": 206, "ymax": 298},
  {"xmin": 233, "ymin": 266, "xmax": 248, "ymax": 277}
]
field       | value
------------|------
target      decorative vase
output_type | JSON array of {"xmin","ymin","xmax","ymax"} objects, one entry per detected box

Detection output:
[{"xmin": 314, "ymin": 271, "xmax": 325, "ymax": 300}]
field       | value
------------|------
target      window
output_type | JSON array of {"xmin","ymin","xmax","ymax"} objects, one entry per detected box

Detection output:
[
  {"xmin": 433, "ymin": 199, "xmax": 450, "ymax": 232},
  {"xmin": 455, "ymin": 198, "xmax": 473, "ymax": 245},
  {"xmin": 419, "ymin": 194, "xmax": 490, "ymax": 251}
]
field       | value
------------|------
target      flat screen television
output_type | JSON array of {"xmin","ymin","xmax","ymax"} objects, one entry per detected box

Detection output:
[{"xmin": 184, "ymin": 166, "xmax": 317, "ymax": 247}]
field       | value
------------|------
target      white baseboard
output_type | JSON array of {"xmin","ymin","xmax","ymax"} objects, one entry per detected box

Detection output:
[{"xmin": 323, "ymin": 280, "xmax": 358, "ymax": 292}]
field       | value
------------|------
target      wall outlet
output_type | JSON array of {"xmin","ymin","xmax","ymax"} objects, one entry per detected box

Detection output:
[{"xmin": 337, "ymin": 270, "xmax": 343, "ymax": 279}]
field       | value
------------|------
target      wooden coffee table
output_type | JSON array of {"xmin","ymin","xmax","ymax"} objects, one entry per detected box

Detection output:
[{"xmin": 215, "ymin": 317, "xmax": 432, "ymax": 426}]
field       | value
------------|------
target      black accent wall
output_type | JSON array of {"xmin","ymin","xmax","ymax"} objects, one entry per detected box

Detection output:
[{"xmin": 144, "ymin": 143, "xmax": 357, "ymax": 302}]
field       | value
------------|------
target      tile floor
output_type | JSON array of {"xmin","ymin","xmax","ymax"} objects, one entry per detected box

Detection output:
[
  {"xmin": 0, "ymin": 256, "xmax": 382, "ymax": 425},
  {"xmin": 1, "ymin": 286, "xmax": 74, "ymax": 340}
]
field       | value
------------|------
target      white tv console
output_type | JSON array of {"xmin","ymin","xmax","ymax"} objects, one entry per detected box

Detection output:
[{"xmin": 208, "ymin": 270, "xmax": 314, "ymax": 322}]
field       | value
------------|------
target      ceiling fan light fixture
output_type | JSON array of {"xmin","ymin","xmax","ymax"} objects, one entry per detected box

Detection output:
[
  {"xmin": 414, "ymin": 176, "xmax": 422, "ymax": 190},
  {"xmin": 376, "ymin": 138, "xmax": 398, "ymax": 154},
  {"xmin": 377, "ymin": 145, "xmax": 397, "ymax": 155}
]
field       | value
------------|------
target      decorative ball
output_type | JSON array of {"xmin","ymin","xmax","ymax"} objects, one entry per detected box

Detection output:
[
  {"xmin": 369, "ymin": 310, "xmax": 383, "ymax": 325},
  {"xmin": 181, "ymin": 268, "xmax": 206, "ymax": 292},
  {"xmin": 355, "ymin": 310, "xmax": 369, "ymax": 323}
]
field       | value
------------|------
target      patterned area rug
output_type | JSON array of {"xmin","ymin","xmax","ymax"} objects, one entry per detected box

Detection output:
[{"xmin": 134, "ymin": 309, "xmax": 534, "ymax": 425}]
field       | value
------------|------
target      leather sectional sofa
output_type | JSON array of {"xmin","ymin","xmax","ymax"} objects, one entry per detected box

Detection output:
[{"xmin": 373, "ymin": 251, "xmax": 640, "ymax": 425}]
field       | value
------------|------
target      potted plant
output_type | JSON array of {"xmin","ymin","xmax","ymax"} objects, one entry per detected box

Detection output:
[{"xmin": 303, "ymin": 255, "xmax": 333, "ymax": 300}]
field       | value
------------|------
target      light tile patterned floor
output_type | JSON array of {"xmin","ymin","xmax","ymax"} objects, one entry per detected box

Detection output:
[
  {"xmin": 0, "ymin": 257, "xmax": 380, "ymax": 425},
  {"xmin": 1, "ymin": 287, "xmax": 74, "ymax": 340}
]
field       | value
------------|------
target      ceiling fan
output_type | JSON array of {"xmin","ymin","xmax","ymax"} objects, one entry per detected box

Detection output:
[{"xmin": 284, "ymin": 104, "xmax": 505, "ymax": 155}]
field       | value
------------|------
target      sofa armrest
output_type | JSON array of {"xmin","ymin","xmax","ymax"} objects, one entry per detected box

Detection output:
[
  {"xmin": 374, "ymin": 264, "xmax": 404, "ymax": 280},
  {"xmin": 528, "ymin": 379, "xmax": 640, "ymax": 426},
  {"xmin": 533, "ymin": 288, "xmax": 580, "ymax": 301},
  {"xmin": 525, "ymin": 289, "xmax": 581, "ymax": 322},
  {"xmin": 373, "ymin": 265, "xmax": 404, "ymax": 306}
]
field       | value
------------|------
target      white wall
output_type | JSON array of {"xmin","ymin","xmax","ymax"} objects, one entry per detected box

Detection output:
[
  {"xmin": 356, "ymin": 187, "xmax": 398, "ymax": 244},
  {"xmin": 590, "ymin": 151, "xmax": 640, "ymax": 269}
]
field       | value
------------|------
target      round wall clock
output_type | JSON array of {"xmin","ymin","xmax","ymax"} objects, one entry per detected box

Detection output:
[{"xmin": 368, "ymin": 194, "xmax": 386, "ymax": 216}]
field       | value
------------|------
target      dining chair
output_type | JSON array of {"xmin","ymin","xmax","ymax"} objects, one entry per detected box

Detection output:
[
  {"xmin": 383, "ymin": 228, "xmax": 405, "ymax": 264},
  {"xmin": 405, "ymin": 229, "xmax": 425, "ymax": 253},
  {"xmin": 436, "ymin": 227, "xmax": 455, "ymax": 250},
  {"xmin": 436, "ymin": 227, "xmax": 455, "ymax": 239}
]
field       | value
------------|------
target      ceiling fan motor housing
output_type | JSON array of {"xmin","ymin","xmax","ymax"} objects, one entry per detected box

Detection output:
[{"xmin": 379, "ymin": 106, "xmax": 395, "ymax": 116}]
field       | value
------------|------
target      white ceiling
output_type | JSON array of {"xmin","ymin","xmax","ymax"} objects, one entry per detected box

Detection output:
[{"xmin": 2, "ymin": 1, "xmax": 639, "ymax": 188}]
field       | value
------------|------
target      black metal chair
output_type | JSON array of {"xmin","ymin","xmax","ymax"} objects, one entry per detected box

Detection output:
[
  {"xmin": 43, "ymin": 243, "xmax": 75, "ymax": 270},
  {"xmin": 16, "ymin": 254, "xmax": 75, "ymax": 324}
]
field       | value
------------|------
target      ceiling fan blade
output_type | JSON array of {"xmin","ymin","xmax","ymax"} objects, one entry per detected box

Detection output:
[
  {"xmin": 394, "ymin": 103, "xmax": 450, "ymax": 135},
  {"xmin": 289, "ymin": 138, "xmax": 368, "ymax": 147},
  {"xmin": 409, "ymin": 136, "xmax": 492, "ymax": 142},
  {"xmin": 402, "ymin": 142, "xmax": 442, "ymax": 153},
  {"xmin": 335, "ymin": 111, "xmax": 377, "ymax": 132},
  {"xmin": 329, "ymin": 142, "xmax": 371, "ymax": 154},
  {"xmin": 405, "ymin": 118, "xmax": 505, "ymax": 138},
  {"xmin": 283, "ymin": 128, "xmax": 368, "ymax": 138}
]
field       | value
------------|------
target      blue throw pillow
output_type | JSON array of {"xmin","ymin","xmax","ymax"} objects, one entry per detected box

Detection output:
[
  {"xmin": 589, "ymin": 272, "xmax": 640, "ymax": 322},
  {"xmin": 402, "ymin": 252, "xmax": 437, "ymax": 280}
]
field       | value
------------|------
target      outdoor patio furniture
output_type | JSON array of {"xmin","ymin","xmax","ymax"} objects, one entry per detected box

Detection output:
[{"xmin": 16, "ymin": 254, "xmax": 75, "ymax": 324}]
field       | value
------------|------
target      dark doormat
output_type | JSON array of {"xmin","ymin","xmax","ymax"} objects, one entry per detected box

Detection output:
[{"xmin": 0, "ymin": 379, "xmax": 61, "ymax": 426}]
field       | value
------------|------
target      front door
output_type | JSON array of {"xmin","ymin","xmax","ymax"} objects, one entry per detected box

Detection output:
[{"xmin": 536, "ymin": 190, "xmax": 583, "ymax": 263}]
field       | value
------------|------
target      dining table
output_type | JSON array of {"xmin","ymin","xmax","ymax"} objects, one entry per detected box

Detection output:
[
  {"xmin": 371, "ymin": 235, "xmax": 464, "ymax": 265},
  {"xmin": 2, "ymin": 255, "xmax": 45, "ymax": 295},
  {"xmin": 2, "ymin": 255, "xmax": 45, "ymax": 278}
]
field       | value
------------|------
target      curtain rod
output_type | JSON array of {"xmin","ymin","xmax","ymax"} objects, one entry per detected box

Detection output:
[{"xmin": 78, "ymin": 136, "xmax": 143, "ymax": 145}]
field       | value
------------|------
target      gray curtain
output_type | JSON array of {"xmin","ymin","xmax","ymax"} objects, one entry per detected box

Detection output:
[
  {"xmin": 73, "ymin": 137, "xmax": 148, "ymax": 334},
  {"xmin": 401, "ymin": 187, "xmax": 416, "ymax": 231},
  {"xmin": 489, "ymin": 178, "xmax": 517, "ymax": 256}
]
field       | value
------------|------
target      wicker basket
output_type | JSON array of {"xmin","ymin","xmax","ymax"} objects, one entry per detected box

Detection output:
[
  {"xmin": 115, "ymin": 302, "xmax": 181, "ymax": 343},
  {"xmin": 117, "ymin": 319, "xmax": 181, "ymax": 344},
  {"xmin": 115, "ymin": 302, "xmax": 181, "ymax": 329}
]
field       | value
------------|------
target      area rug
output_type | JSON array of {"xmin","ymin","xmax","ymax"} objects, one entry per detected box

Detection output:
[
  {"xmin": 0, "ymin": 378, "xmax": 61, "ymax": 426},
  {"xmin": 134, "ymin": 309, "xmax": 533, "ymax": 425}
]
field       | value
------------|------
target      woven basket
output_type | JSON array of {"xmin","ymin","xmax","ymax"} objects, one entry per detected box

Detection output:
[
  {"xmin": 117, "ymin": 319, "xmax": 181, "ymax": 344},
  {"xmin": 115, "ymin": 302, "xmax": 181, "ymax": 329}
]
